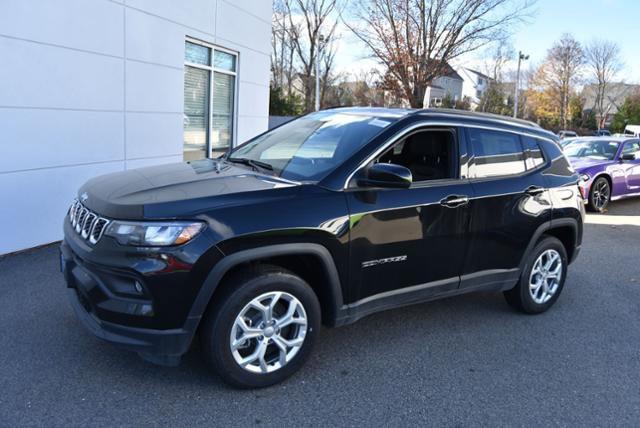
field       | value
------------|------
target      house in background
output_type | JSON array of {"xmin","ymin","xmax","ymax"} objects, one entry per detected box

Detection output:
[
  {"xmin": 0, "ymin": 0, "xmax": 272, "ymax": 255},
  {"xmin": 581, "ymin": 82, "xmax": 640, "ymax": 128},
  {"xmin": 459, "ymin": 68, "xmax": 492, "ymax": 110},
  {"xmin": 423, "ymin": 63, "xmax": 464, "ymax": 107}
]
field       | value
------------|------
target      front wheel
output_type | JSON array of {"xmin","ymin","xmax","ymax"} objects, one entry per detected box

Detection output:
[
  {"xmin": 588, "ymin": 176, "xmax": 611, "ymax": 212},
  {"xmin": 200, "ymin": 265, "xmax": 320, "ymax": 388},
  {"xmin": 504, "ymin": 236, "xmax": 568, "ymax": 314}
]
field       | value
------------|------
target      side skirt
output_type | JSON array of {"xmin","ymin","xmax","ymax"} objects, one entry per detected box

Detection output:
[{"xmin": 332, "ymin": 272, "xmax": 517, "ymax": 327}]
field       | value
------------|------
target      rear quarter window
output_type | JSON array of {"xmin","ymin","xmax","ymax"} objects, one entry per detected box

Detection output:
[{"xmin": 522, "ymin": 136, "xmax": 546, "ymax": 169}]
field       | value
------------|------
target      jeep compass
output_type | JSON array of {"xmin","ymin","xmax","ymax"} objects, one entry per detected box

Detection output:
[{"xmin": 60, "ymin": 108, "xmax": 584, "ymax": 388}]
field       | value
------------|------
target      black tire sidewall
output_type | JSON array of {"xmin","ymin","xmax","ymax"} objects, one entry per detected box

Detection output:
[
  {"xmin": 203, "ymin": 270, "xmax": 320, "ymax": 389},
  {"xmin": 516, "ymin": 237, "xmax": 568, "ymax": 314},
  {"xmin": 588, "ymin": 177, "xmax": 610, "ymax": 213}
]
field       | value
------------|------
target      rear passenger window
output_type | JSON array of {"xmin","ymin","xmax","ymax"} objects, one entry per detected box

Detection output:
[
  {"xmin": 522, "ymin": 136, "xmax": 546, "ymax": 169},
  {"xmin": 469, "ymin": 128, "xmax": 526, "ymax": 177}
]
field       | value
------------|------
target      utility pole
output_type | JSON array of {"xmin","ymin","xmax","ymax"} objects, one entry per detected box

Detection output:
[
  {"xmin": 513, "ymin": 51, "xmax": 529, "ymax": 118},
  {"xmin": 315, "ymin": 33, "xmax": 325, "ymax": 112}
]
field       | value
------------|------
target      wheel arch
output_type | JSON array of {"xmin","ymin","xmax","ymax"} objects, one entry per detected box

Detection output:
[
  {"xmin": 590, "ymin": 173, "xmax": 613, "ymax": 197},
  {"xmin": 519, "ymin": 219, "xmax": 580, "ymax": 271},
  {"xmin": 186, "ymin": 244, "xmax": 344, "ymax": 334}
]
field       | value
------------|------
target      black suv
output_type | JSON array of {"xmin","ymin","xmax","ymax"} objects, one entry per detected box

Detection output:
[{"xmin": 61, "ymin": 108, "xmax": 584, "ymax": 388}]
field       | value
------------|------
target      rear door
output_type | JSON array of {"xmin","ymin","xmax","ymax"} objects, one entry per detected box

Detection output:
[{"xmin": 460, "ymin": 127, "xmax": 553, "ymax": 290}]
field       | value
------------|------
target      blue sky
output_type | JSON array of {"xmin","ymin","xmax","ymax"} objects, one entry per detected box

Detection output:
[
  {"xmin": 511, "ymin": 0, "xmax": 638, "ymax": 82},
  {"xmin": 334, "ymin": 0, "xmax": 639, "ymax": 83}
]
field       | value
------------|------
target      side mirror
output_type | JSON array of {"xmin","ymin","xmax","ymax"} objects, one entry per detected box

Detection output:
[
  {"xmin": 357, "ymin": 163, "xmax": 412, "ymax": 189},
  {"xmin": 621, "ymin": 153, "xmax": 636, "ymax": 161}
]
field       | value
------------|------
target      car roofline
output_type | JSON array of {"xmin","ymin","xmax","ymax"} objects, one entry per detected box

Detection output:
[
  {"xmin": 409, "ymin": 108, "xmax": 545, "ymax": 132},
  {"xmin": 323, "ymin": 107, "xmax": 550, "ymax": 136}
]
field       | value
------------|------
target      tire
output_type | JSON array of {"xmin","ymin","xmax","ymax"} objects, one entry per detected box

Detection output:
[
  {"xmin": 587, "ymin": 176, "xmax": 611, "ymax": 213},
  {"xmin": 504, "ymin": 236, "xmax": 568, "ymax": 314},
  {"xmin": 200, "ymin": 265, "xmax": 320, "ymax": 388}
]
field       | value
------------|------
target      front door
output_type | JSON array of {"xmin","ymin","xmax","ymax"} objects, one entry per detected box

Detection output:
[
  {"xmin": 345, "ymin": 127, "xmax": 474, "ymax": 304},
  {"xmin": 620, "ymin": 141, "xmax": 640, "ymax": 192}
]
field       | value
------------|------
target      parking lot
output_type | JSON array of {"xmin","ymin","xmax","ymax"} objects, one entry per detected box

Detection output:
[{"xmin": 1, "ymin": 199, "xmax": 639, "ymax": 426}]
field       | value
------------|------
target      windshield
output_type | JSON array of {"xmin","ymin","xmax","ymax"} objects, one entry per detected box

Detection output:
[
  {"xmin": 564, "ymin": 140, "xmax": 620, "ymax": 160},
  {"xmin": 228, "ymin": 111, "xmax": 395, "ymax": 181},
  {"xmin": 560, "ymin": 138, "xmax": 579, "ymax": 147}
]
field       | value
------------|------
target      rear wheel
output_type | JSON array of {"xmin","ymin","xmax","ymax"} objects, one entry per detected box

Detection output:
[
  {"xmin": 504, "ymin": 236, "xmax": 568, "ymax": 314},
  {"xmin": 588, "ymin": 176, "xmax": 611, "ymax": 212},
  {"xmin": 200, "ymin": 265, "xmax": 320, "ymax": 388}
]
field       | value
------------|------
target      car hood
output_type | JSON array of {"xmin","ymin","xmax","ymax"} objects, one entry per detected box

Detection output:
[
  {"xmin": 567, "ymin": 157, "xmax": 613, "ymax": 172},
  {"xmin": 78, "ymin": 159, "xmax": 298, "ymax": 219}
]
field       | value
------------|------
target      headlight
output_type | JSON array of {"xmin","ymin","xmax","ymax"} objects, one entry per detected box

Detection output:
[
  {"xmin": 580, "ymin": 173, "xmax": 590, "ymax": 182},
  {"xmin": 105, "ymin": 221, "xmax": 204, "ymax": 246}
]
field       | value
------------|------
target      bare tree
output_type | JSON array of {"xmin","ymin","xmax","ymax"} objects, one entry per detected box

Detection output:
[
  {"xmin": 484, "ymin": 39, "xmax": 515, "ymax": 82},
  {"xmin": 284, "ymin": 0, "xmax": 341, "ymax": 112},
  {"xmin": 585, "ymin": 39, "xmax": 623, "ymax": 129},
  {"xmin": 543, "ymin": 34, "xmax": 584, "ymax": 129},
  {"xmin": 271, "ymin": 0, "xmax": 301, "ymax": 97},
  {"xmin": 319, "ymin": 39, "xmax": 339, "ymax": 106},
  {"xmin": 344, "ymin": 0, "xmax": 534, "ymax": 108}
]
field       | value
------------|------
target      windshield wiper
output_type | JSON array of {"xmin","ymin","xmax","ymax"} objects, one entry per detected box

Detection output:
[{"xmin": 226, "ymin": 157, "xmax": 274, "ymax": 172}]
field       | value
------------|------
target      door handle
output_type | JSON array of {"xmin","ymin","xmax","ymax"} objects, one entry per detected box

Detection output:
[
  {"xmin": 525, "ymin": 185, "xmax": 545, "ymax": 195},
  {"xmin": 440, "ymin": 195, "xmax": 469, "ymax": 208}
]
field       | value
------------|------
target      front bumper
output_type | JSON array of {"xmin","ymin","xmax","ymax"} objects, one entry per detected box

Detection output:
[{"xmin": 60, "ymin": 241, "xmax": 194, "ymax": 364}]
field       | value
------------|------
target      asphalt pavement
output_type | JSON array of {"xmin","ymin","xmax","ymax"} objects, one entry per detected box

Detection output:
[{"xmin": 1, "ymin": 199, "xmax": 640, "ymax": 426}]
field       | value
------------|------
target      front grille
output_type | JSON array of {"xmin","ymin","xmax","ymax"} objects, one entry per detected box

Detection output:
[{"xmin": 68, "ymin": 199, "xmax": 110, "ymax": 244}]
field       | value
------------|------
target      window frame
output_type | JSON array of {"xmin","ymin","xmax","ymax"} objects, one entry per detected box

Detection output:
[
  {"xmin": 371, "ymin": 127, "xmax": 462, "ymax": 188},
  {"xmin": 621, "ymin": 140, "xmax": 640, "ymax": 157},
  {"xmin": 466, "ymin": 127, "xmax": 539, "ymax": 181},
  {"xmin": 347, "ymin": 124, "xmax": 468, "ymax": 190},
  {"xmin": 521, "ymin": 135, "xmax": 548, "ymax": 172},
  {"xmin": 342, "ymin": 120, "xmax": 556, "ymax": 190},
  {"xmin": 184, "ymin": 37, "xmax": 239, "ymax": 159}
]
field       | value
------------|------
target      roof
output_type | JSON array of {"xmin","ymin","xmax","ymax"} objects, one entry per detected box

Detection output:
[
  {"xmin": 571, "ymin": 136, "xmax": 635, "ymax": 142},
  {"xmin": 440, "ymin": 63, "xmax": 463, "ymax": 81},
  {"xmin": 326, "ymin": 107, "xmax": 546, "ymax": 133},
  {"xmin": 327, "ymin": 107, "xmax": 414, "ymax": 119},
  {"xmin": 415, "ymin": 108, "xmax": 543, "ymax": 131},
  {"xmin": 465, "ymin": 68, "xmax": 492, "ymax": 81}
]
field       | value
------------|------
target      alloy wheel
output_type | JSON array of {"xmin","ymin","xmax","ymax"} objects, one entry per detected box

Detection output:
[
  {"xmin": 229, "ymin": 291, "xmax": 308, "ymax": 374},
  {"xmin": 592, "ymin": 179, "xmax": 610, "ymax": 210},
  {"xmin": 529, "ymin": 249, "xmax": 563, "ymax": 304}
]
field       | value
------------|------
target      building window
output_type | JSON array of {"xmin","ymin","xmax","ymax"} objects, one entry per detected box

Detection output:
[
  {"xmin": 183, "ymin": 39, "xmax": 237, "ymax": 161},
  {"xmin": 478, "ymin": 77, "xmax": 484, "ymax": 85},
  {"xmin": 476, "ymin": 90, "xmax": 482, "ymax": 98}
]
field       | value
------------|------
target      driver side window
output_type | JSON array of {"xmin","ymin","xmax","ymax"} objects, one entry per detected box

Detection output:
[
  {"xmin": 622, "ymin": 142, "xmax": 640, "ymax": 157},
  {"xmin": 376, "ymin": 129, "xmax": 458, "ymax": 182}
]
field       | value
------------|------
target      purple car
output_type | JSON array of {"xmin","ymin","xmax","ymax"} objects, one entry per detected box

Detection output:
[{"xmin": 564, "ymin": 137, "xmax": 640, "ymax": 212}]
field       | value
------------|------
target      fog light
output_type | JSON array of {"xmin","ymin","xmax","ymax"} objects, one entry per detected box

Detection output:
[
  {"xmin": 140, "ymin": 304, "xmax": 154, "ymax": 316},
  {"xmin": 134, "ymin": 281, "xmax": 143, "ymax": 294}
]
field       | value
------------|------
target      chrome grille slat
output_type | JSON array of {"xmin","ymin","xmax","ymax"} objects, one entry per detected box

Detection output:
[
  {"xmin": 89, "ymin": 218, "xmax": 109, "ymax": 244},
  {"xmin": 81, "ymin": 213, "xmax": 97, "ymax": 238},
  {"xmin": 75, "ymin": 208, "xmax": 88, "ymax": 233},
  {"xmin": 68, "ymin": 199, "xmax": 109, "ymax": 245}
]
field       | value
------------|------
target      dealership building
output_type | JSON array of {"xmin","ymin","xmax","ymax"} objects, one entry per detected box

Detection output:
[{"xmin": 0, "ymin": 0, "xmax": 272, "ymax": 254}]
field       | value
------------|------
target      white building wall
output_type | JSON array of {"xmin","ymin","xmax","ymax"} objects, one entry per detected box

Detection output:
[
  {"xmin": 0, "ymin": 0, "xmax": 272, "ymax": 255},
  {"xmin": 423, "ymin": 77, "xmax": 463, "ymax": 107},
  {"xmin": 459, "ymin": 68, "xmax": 490, "ymax": 109}
]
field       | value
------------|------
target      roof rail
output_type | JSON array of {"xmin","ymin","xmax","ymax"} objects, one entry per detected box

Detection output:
[{"xmin": 412, "ymin": 108, "xmax": 542, "ymax": 130}]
